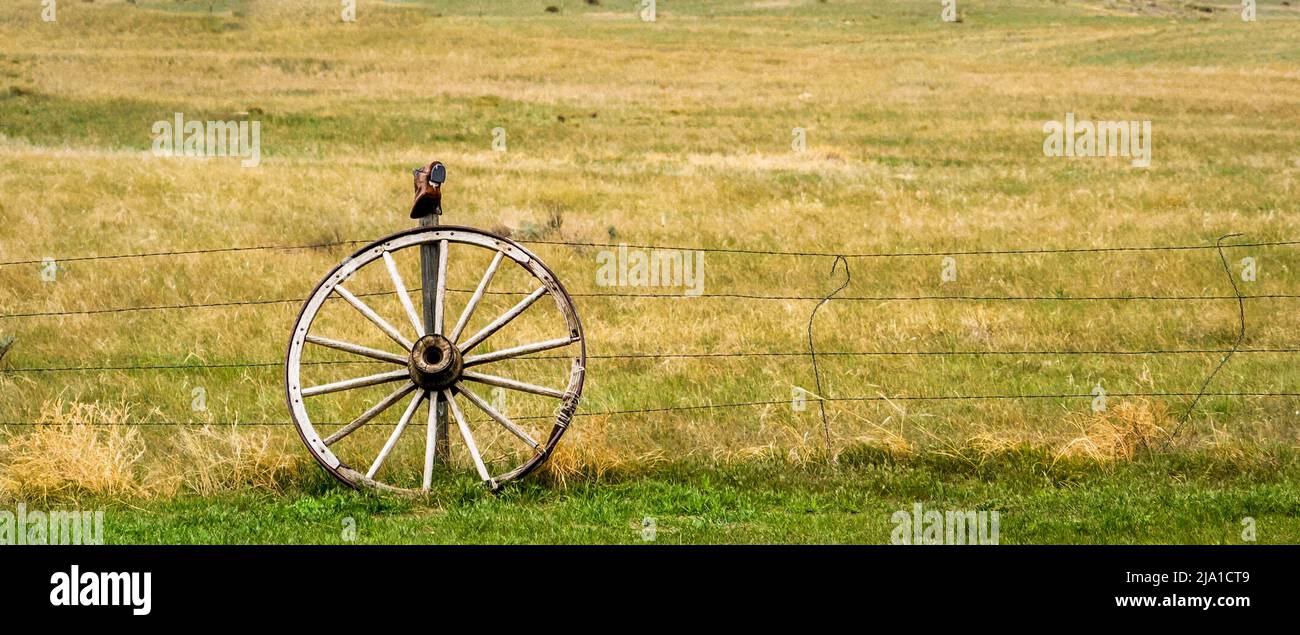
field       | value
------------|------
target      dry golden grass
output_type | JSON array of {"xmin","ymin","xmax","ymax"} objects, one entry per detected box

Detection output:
[
  {"xmin": 0, "ymin": 401, "xmax": 305, "ymax": 501},
  {"xmin": 0, "ymin": 401, "xmax": 146, "ymax": 500},
  {"xmin": 1056, "ymin": 399, "xmax": 1173, "ymax": 462},
  {"xmin": 538, "ymin": 416, "xmax": 666, "ymax": 486},
  {"xmin": 164, "ymin": 425, "xmax": 303, "ymax": 496}
]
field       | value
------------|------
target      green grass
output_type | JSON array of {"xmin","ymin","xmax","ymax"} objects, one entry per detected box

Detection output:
[{"xmin": 101, "ymin": 446, "xmax": 1300, "ymax": 544}]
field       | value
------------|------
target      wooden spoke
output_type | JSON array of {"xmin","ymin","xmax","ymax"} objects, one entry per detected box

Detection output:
[
  {"xmin": 366, "ymin": 389, "xmax": 427, "ymax": 479},
  {"xmin": 443, "ymin": 389, "xmax": 495, "ymax": 486},
  {"xmin": 306, "ymin": 335, "xmax": 407, "ymax": 365},
  {"xmin": 383, "ymin": 251, "xmax": 425, "ymax": 338},
  {"xmin": 462, "ymin": 336, "xmax": 575, "ymax": 368},
  {"xmin": 449, "ymin": 251, "xmax": 504, "ymax": 343},
  {"xmin": 455, "ymin": 383, "xmax": 540, "ymax": 450},
  {"xmin": 458, "ymin": 286, "xmax": 548, "ymax": 354},
  {"xmin": 433, "ymin": 240, "xmax": 448, "ymax": 335},
  {"xmin": 334, "ymin": 284, "xmax": 414, "ymax": 351},
  {"xmin": 462, "ymin": 370, "xmax": 565, "ymax": 399},
  {"xmin": 422, "ymin": 391, "xmax": 440, "ymax": 490},
  {"xmin": 325, "ymin": 381, "xmax": 418, "ymax": 446},
  {"xmin": 301, "ymin": 368, "xmax": 410, "ymax": 398}
]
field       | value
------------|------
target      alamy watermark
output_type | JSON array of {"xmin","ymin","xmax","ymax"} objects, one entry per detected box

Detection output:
[
  {"xmin": 641, "ymin": 516, "xmax": 657, "ymax": 541},
  {"xmin": 491, "ymin": 126, "xmax": 507, "ymax": 152},
  {"xmin": 792, "ymin": 386, "xmax": 808, "ymax": 412},
  {"xmin": 595, "ymin": 244, "xmax": 705, "ymax": 296},
  {"xmin": 191, "ymin": 386, "xmax": 208, "ymax": 413},
  {"xmin": 890, "ymin": 503, "xmax": 999, "ymax": 545},
  {"xmin": 939, "ymin": 256, "xmax": 957, "ymax": 283},
  {"xmin": 1092, "ymin": 383, "xmax": 1106, "ymax": 412},
  {"xmin": 1, "ymin": 504, "xmax": 103, "ymax": 545},
  {"xmin": 50, "ymin": 565, "xmax": 151, "ymax": 616},
  {"xmin": 638, "ymin": 0, "xmax": 656, "ymax": 22},
  {"xmin": 490, "ymin": 386, "xmax": 507, "ymax": 413},
  {"xmin": 941, "ymin": 0, "xmax": 958, "ymax": 23},
  {"xmin": 1042, "ymin": 113, "xmax": 1151, "ymax": 168},
  {"xmin": 40, "ymin": 257, "xmax": 59, "ymax": 282},
  {"xmin": 151, "ymin": 113, "xmax": 262, "ymax": 168},
  {"xmin": 1239, "ymin": 256, "xmax": 1256, "ymax": 282}
]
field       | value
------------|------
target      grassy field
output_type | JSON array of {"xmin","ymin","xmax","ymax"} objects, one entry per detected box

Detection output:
[
  {"xmin": 0, "ymin": 0, "xmax": 1298, "ymax": 543},
  {"xmin": 103, "ymin": 448, "xmax": 1300, "ymax": 544}
]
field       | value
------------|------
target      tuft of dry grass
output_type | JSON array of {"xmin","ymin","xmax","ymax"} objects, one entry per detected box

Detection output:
[
  {"xmin": 164, "ymin": 425, "xmax": 303, "ymax": 496},
  {"xmin": 0, "ymin": 400, "xmax": 145, "ymax": 501},
  {"xmin": 1055, "ymin": 399, "xmax": 1172, "ymax": 462},
  {"xmin": 0, "ymin": 401, "xmax": 303, "ymax": 500},
  {"xmin": 538, "ymin": 417, "xmax": 663, "ymax": 487}
]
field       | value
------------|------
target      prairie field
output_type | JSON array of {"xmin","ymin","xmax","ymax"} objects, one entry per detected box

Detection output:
[{"xmin": 0, "ymin": 0, "xmax": 1299, "ymax": 543}]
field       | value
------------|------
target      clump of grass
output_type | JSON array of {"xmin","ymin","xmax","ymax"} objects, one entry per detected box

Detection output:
[
  {"xmin": 0, "ymin": 401, "xmax": 145, "ymax": 501},
  {"xmin": 0, "ymin": 403, "xmax": 302, "ymax": 501},
  {"xmin": 1056, "ymin": 399, "xmax": 1172, "ymax": 462},
  {"xmin": 727, "ymin": 434, "xmax": 850, "ymax": 467},
  {"xmin": 165, "ymin": 425, "xmax": 303, "ymax": 496},
  {"xmin": 538, "ymin": 417, "xmax": 661, "ymax": 486},
  {"xmin": 834, "ymin": 437, "xmax": 913, "ymax": 468},
  {"xmin": 511, "ymin": 205, "xmax": 565, "ymax": 240}
]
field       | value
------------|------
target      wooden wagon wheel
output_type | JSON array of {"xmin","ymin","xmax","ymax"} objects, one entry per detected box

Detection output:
[{"xmin": 284, "ymin": 166, "xmax": 585, "ymax": 493}]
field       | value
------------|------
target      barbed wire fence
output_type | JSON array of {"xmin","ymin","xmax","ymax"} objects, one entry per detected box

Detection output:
[{"xmin": 0, "ymin": 234, "xmax": 1297, "ymax": 449}]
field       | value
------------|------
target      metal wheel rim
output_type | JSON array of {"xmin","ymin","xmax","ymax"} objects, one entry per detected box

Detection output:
[{"xmin": 284, "ymin": 225, "xmax": 586, "ymax": 493}]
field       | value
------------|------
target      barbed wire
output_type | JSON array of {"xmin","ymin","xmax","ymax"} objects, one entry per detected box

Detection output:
[
  {"xmin": 5, "ymin": 346, "xmax": 1300, "ymax": 374},
  {"xmin": 4, "ymin": 236, "xmax": 1298, "ymax": 268},
  {"xmin": 526, "ymin": 238, "xmax": 1300, "ymax": 259},
  {"xmin": 0, "ymin": 390, "xmax": 1295, "ymax": 427},
  {"xmin": 4, "ymin": 290, "xmax": 1299, "ymax": 320},
  {"xmin": 0, "ymin": 239, "xmax": 366, "ymax": 268}
]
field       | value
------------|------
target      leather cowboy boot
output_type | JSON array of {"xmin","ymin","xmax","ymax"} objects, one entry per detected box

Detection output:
[{"xmin": 410, "ymin": 161, "xmax": 445, "ymax": 219}]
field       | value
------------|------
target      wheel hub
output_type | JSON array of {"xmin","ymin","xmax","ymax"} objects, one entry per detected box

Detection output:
[{"xmin": 408, "ymin": 334, "xmax": 463, "ymax": 391}]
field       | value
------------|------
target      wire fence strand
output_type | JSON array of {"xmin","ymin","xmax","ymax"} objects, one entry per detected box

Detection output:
[
  {"xmin": 6, "ymin": 347, "xmax": 1300, "ymax": 374},
  {"xmin": 0, "ymin": 390, "xmax": 1295, "ymax": 427},
  {"xmin": 5, "ymin": 236, "xmax": 1300, "ymax": 268},
  {"xmin": 4, "ymin": 234, "xmax": 1299, "ymax": 320},
  {"xmin": 3, "ymin": 233, "xmax": 1299, "ymax": 430},
  {"xmin": 5, "ymin": 291, "xmax": 1300, "ymax": 321}
]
